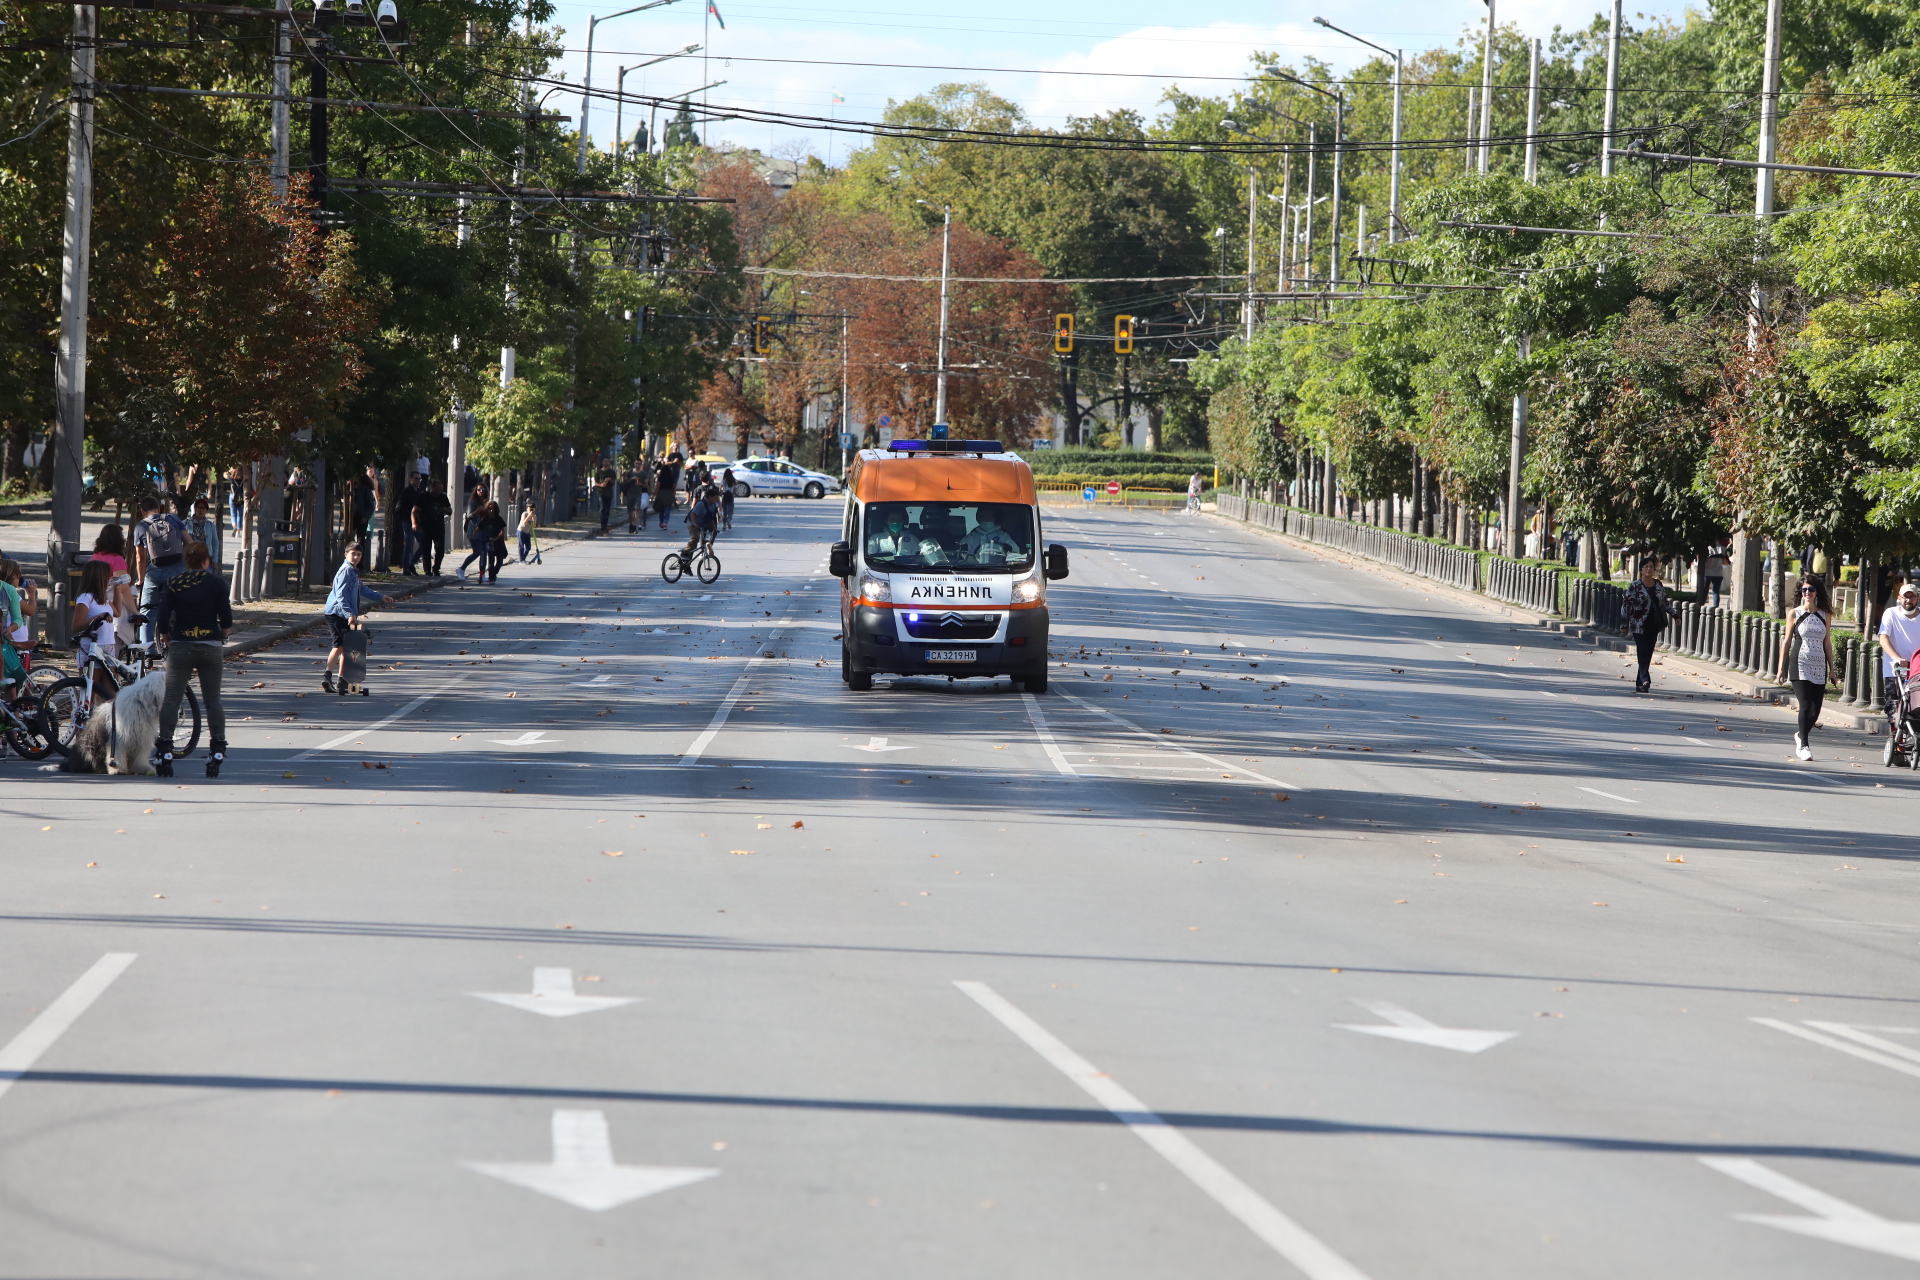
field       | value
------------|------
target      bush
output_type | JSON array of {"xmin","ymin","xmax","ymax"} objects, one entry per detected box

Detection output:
[{"xmin": 1031, "ymin": 472, "xmax": 1199, "ymax": 491}]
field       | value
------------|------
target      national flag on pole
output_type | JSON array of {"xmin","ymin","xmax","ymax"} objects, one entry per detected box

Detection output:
[
  {"xmin": 706, "ymin": 0, "xmax": 725, "ymax": 28},
  {"xmin": 831, "ymin": 93, "xmax": 845, "ymax": 104}
]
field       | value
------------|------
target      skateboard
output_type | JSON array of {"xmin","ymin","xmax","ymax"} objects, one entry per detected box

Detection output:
[{"xmin": 337, "ymin": 625, "xmax": 371, "ymax": 696}]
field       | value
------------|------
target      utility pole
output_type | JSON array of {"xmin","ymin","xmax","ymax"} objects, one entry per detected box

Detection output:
[
  {"xmin": 923, "ymin": 202, "xmax": 952, "ymax": 427},
  {"xmin": 1507, "ymin": 332, "xmax": 1528, "ymax": 558},
  {"xmin": 1466, "ymin": 86, "xmax": 1477, "ymax": 177},
  {"xmin": 1329, "ymin": 92, "xmax": 1343, "ymax": 287},
  {"xmin": 1524, "ymin": 37, "xmax": 1540, "ymax": 184},
  {"xmin": 1734, "ymin": 0, "xmax": 1785, "ymax": 614},
  {"xmin": 47, "ymin": 0, "xmax": 96, "ymax": 644},
  {"xmin": 1310, "ymin": 19, "xmax": 1401, "ymax": 242},
  {"xmin": 1304, "ymin": 125, "xmax": 1317, "ymax": 285},
  {"xmin": 271, "ymin": 0, "xmax": 290, "ymax": 197},
  {"xmin": 1244, "ymin": 169, "xmax": 1257, "ymax": 340},
  {"xmin": 1600, "ymin": 0, "xmax": 1622, "ymax": 176},
  {"xmin": 1479, "ymin": 0, "xmax": 1496, "ymax": 175},
  {"xmin": 1276, "ymin": 160, "xmax": 1291, "ymax": 290},
  {"xmin": 309, "ymin": 8, "xmax": 330, "ymax": 212}
]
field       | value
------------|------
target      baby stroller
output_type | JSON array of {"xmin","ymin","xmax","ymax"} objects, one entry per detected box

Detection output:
[{"xmin": 1884, "ymin": 654, "xmax": 1920, "ymax": 769}]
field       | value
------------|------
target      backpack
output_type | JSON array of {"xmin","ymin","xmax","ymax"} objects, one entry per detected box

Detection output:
[{"xmin": 142, "ymin": 512, "xmax": 185, "ymax": 565}]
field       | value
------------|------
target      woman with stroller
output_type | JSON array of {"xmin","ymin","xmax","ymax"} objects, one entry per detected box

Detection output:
[{"xmin": 1775, "ymin": 576, "xmax": 1838, "ymax": 761}]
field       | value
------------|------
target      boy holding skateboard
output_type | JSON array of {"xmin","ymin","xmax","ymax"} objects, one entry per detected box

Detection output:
[{"xmin": 323, "ymin": 543, "xmax": 388, "ymax": 694}]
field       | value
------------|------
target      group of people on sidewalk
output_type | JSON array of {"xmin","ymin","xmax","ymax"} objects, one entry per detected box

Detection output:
[
  {"xmin": 595, "ymin": 453, "xmax": 738, "ymax": 536},
  {"xmin": 1622, "ymin": 557, "xmax": 1920, "ymax": 761}
]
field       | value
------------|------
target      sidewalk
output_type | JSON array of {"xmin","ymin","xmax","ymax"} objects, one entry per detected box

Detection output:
[{"xmin": 1207, "ymin": 512, "xmax": 1883, "ymax": 733}]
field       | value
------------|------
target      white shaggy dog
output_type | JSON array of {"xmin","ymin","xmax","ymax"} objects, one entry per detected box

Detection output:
[{"xmin": 60, "ymin": 671, "xmax": 167, "ymax": 776}]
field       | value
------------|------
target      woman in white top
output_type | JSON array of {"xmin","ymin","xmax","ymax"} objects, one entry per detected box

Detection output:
[{"xmin": 1776, "ymin": 576, "xmax": 1837, "ymax": 761}]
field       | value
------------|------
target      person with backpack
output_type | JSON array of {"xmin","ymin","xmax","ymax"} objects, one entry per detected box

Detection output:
[
  {"xmin": 133, "ymin": 494, "xmax": 189, "ymax": 646},
  {"xmin": 681, "ymin": 484, "xmax": 719, "ymax": 560},
  {"xmin": 1776, "ymin": 576, "xmax": 1838, "ymax": 760},
  {"xmin": 1622, "ymin": 557, "xmax": 1671, "ymax": 695},
  {"xmin": 149, "ymin": 540, "xmax": 232, "ymax": 778},
  {"xmin": 654, "ymin": 453, "xmax": 681, "ymax": 529}
]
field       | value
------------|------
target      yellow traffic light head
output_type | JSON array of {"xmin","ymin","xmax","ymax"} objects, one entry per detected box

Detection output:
[
  {"xmin": 1054, "ymin": 313, "xmax": 1074, "ymax": 355},
  {"xmin": 1114, "ymin": 314, "xmax": 1134, "ymax": 355}
]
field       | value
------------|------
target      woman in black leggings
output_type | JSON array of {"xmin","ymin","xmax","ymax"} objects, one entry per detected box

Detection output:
[{"xmin": 1776, "ymin": 577, "xmax": 1837, "ymax": 761}]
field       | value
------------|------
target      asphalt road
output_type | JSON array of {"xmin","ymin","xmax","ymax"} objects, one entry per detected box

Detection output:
[{"xmin": 3, "ymin": 500, "xmax": 1916, "ymax": 1280}]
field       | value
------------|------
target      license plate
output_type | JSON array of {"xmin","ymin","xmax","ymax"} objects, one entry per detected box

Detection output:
[{"xmin": 925, "ymin": 648, "xmax": 977, "ymax": 663}]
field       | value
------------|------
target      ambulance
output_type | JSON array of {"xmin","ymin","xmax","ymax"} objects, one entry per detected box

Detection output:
[{"xmin": 830, "ymin": 440, "xmax": 1069, "ymax": 692}]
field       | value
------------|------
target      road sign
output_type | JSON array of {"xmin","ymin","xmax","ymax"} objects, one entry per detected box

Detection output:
[
  {"xmin": 839, "ymin": 432, "xmax": 856, "ymax": 450},
  {"xmin": 1081, "ymin": 486, "xmax": 1096, "ymax": 503},
  {"xmin": 1106, "ymin": 481, "xmax": 1121, "ymax": 495}
]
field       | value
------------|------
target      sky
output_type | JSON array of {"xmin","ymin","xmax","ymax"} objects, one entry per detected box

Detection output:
[{"xmin": 542, "ymin": 0, "xmax": 1704, "ymax": 162}]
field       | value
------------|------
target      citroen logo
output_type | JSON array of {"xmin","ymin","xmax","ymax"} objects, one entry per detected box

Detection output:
[{"xmin": 936, "ymin": 612, "xmax": 966, "ymax": 628}]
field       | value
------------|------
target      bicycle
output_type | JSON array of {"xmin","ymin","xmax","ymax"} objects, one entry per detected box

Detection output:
[
  {"xmin": 38, "ymin": 622, "xmax": 200, "ymax": 761},
  {"xmin": 1, "ymin": 675, "xmax": 58, "ymax": 762},
  {"xmin": 661, "ymin": 536, "xmax": 721, "ymax": 585}
]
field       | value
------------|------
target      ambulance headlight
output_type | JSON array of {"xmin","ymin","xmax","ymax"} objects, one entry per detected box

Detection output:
[
  {"xmin": 859, "ymin": 573, "xmax": 891, "ymax": 602},
  {"xmin": 1012, "ymin": 574, "xmax": 1044, "ymax": 604}
]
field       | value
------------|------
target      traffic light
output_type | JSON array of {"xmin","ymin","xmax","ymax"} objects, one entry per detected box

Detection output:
[
  {"xmin": 1114, "ymin": 314, "xmax": 1134, "ymax": 355},
  {"xmin": 1054, "ymin": 313, "xmax": 1074, "ymax": 354},
  {"xmin": 753, "ymin": 314, "xmax": 772, "ymax": 354}
]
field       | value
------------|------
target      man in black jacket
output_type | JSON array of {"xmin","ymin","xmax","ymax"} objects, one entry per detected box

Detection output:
[
  {"xmin": 149, "ymin": 540, "xmax": 233, "ymax": 778},
  {"xmin": 416, "ymin": 486, "xmax": 451, "ymax": 576}
]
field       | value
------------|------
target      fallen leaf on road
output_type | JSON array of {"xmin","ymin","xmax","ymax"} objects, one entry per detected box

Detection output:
[
  {"xmin": 282, "ymin": 772, "xmax": 295, "ymax": 779},
  {"xmin": 1273, "ymin": 792, "xmax": 1288, "ymax": 801},
  {"xmin": 791, "ymin": 820, "xmax": 804, "ymax": 829},
  {"xmin": 153, "ymin": 894, "xmax": 165, "ymax": 899},
  {"xmin": 730, "ymin": 849, "xmax": 754, "ymax": 856},
  {"xmin": 1592, "ymin": 901, "xmax": 1608, "ymax": 906},
  {"xmin": 86, "ymin": 861, "xmax": 96, "ymax": 867},
  {"xmin": 506, "ymin": 691, "xmax": 517, "ymax": 698},
  {"xmin": 250, "ymin": 682, "xmax": 267, "ymax": 689},
  {"xmin": 602, "ymin": 851, "xmax": 623, "ymax": 857},
  {"xmin": 1667, "ymin": 856, "xmax": 1686, "ymax": 863},
  {"xmin": 757, "ymin": 823, "xmax": 773, "ymax": 829}
]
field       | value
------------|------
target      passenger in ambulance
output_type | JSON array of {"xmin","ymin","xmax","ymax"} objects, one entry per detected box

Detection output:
[{"xmin": 960, "ymin": 509, "xmax": 1021, "ymax": 563}]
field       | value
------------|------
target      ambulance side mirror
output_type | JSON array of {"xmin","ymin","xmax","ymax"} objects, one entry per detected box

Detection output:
[
  {"xmin": 829, "ymin": 541, "xmax": 853, "ymax": 579},
  {"xmin": 1044, "ymin": 544, "xmax": 1069, "ymax": 581}
]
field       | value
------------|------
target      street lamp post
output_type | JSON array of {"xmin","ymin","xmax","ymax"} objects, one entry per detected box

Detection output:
[
  {"xmin": 915, "ymin": 201, "xmax": 953, "ymax": 429},
  {"xmin": 578, "ymin": 0, "xmax": 685, "ymax": 175},
  {"xmin": 614, "ymin": 44, "xmax": 699, "ymax": 160},
  {"xmin": 1479, "ymin": 0, "xmax": 1496, "ymax": 175},
  {"xmin": 1312, "ymin": 18, "xmax": 1402, "ymax": 242},
  {"xmin": 1266, "ymin": 68, "xmax": 1343, "ymax": 284}
]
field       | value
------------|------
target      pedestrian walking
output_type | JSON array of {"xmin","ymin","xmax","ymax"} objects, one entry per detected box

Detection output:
[
  {"xmin": 1186, "ymin": 472, "xmax": 1203, "ymax": 514},
  {"xmin": 654, "ymin": 453, "xmax": 681, "ymax": 529},
  {"xmin": 1702, "ymin": 545, "xmax": 1729, "ymax": 610},
  {"xmin": 1877, "ymin": 580, "xmax": 1920, "ymax": 736},
  {"xmin": 322, "ymin": 543, "xmax": 387, "ymax": 694},
  {"xmin": 132, "ymin": 495, "xmax": 188, "ymax": 646},
  {"xmin": 486, "ymin": 513, "xmax": 510, "ymax": 584},
  {"xmin": 393, "ymin": 474, "xmax": 420, "ymax": 575},
  {"xmin": 0, "ymin": 559, "xmax": 30, "ymax": 701},
  {"xmin": 621, "ymin": 469, "xmax": 643, "ymax": 533},
  {"xmin": 718, "ymin": 470, "xmax": 736, "ymax": 531},
  {"xmin": 149, "ymin": 540, "xmax": 231, "ymax": 778},
  {"xmin": 517, "ymin": 503, "xmax": 536, "ymax": 562},
  {"xmin": 1622, "ymin": 557, "xmax": 1671, "ymax": 694},
  {"xmin": 184, "ymin": 495, "xmax": 223, "ymax": 571},
  {"xmin": 459, "ymin": 501, "xmax": 506, "ymax": 583},
  {"xmin": 596, "ymin": 467, "xmax": 616, "ymax": 532},
  {"xmin": 416, "ymin": 483, "xmax": 449, "ymax": 576},
  {"xmin": 1775, "ymin": 576, "xmax": 1837, "ymax": 761}
]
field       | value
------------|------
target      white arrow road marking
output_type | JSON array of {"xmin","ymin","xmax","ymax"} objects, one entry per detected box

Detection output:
[
  {"xmin": 1058, "ymin": 692, "xmax": 1305, "ymax": 791},
  {"xmin": 470, "ymin": 968, "xmax": 640, "ymax": 1018},
  {"xmin": 1334, "ymin": 1000, "xmax": 1517, "ymax": 1054},
  {"xmin": 852, "ymin": 736, "xmax": 914, "ymax": 753},
  {"xmin": 956, "ymin": 982, "xmax": 1371, "ymax": 1280},
  {"xmin": 1701, "ymin": 1157, "xmax": 1920, "ymax": 1262},
  {"xmin": 465, "ymin": 1110, "xmax": 718, "ymax": 1212},
  {"xmin": 489, "ymin": 731, "xmax": 556, "ymax": 746},
  {"xmin": 1578, "ymin": 786, "xmax": 1640, "ymax": 804},
  {"xmin": 1753, "ymin": 1018, "xmax": 1920, "ymax": 1080},
  {"xmin": 0, "ymin": 953, "xmax": 136, "ymax": 1105}
]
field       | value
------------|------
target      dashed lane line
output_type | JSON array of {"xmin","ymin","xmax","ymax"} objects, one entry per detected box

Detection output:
[
  {"xmin": 293, "ymin": 676, "xmax": 469, "ymax": 760},
  {"xmin": 677, "ymin": 615, "xmax": 800, "ymax": 767},
  {"xmin": 1578, "ymin": 786, "xmax": 1640, "ymax": 804},
  {"xmin": 1057, "ymin": 691, "xmax": 1306, "ymax": 791},
  {"xmin": 1752, "ymin": 1018, "xmax": 1920, "ymax": 1081}
]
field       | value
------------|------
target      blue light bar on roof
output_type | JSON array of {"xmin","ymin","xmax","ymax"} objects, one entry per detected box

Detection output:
[{"xmin": 886, "ymin": 440, "xmax": 1004, "ymax": 453}]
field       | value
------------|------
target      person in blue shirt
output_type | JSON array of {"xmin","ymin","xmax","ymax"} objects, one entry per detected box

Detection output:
[{"xmin": 322, "ymin": 543, "xmax": 386, "ymax": 693}]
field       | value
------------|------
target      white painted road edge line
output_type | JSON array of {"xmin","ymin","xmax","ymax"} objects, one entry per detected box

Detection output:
[
  {"xmin": 1752, "ymin": 1018, "xmax": 1920, "ymax": 1081},
  {"xmin": 1058, "ymin": 692, "xmax": 1307, "ymax": 792},
  {"xmin": 1022, "ymin": 692, "xmax": 1077, "ymax": 777},
  {"xmin": 954, "ymin": 981, "xmax": 1371, "ymax": 1280},
  {"xmin": 293, "ymin": 676, "xmax": 469, "ymax": 760},
  {"xmin": 0, "ymin": 953, "xmax": 137, "ymax": 1104},
  {"xmin": 1578, "ymin": 785, "xmax": 1640, "ymax": 804},
  {"xmin": 677, "ymin": 617, "xmax": 796, "ymax": 766}
]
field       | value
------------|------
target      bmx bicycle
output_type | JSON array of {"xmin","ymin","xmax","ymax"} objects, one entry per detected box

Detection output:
[{"xmin": 661, "ymin": 537, "xmax": 721, "ymax": 585}]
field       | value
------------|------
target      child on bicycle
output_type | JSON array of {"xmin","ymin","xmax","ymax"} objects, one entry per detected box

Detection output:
[{"xmin": 681, "ymin": 484, "xmax": 719, "ymax": 559}]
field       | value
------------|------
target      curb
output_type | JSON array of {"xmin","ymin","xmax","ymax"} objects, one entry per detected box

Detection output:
[
  {"xmin": 1206, "ymin": 512, "xmax": 1886, "ymax": 733},
  {"xmin": 220, "ymin": 524, "xmax": 604, "ymax": 660}
]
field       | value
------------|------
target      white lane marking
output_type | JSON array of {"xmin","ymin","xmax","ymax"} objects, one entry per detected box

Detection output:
[
  {"xmin": 955, "ymin": 981, "xmax": 1371, "ymax": 1280},
  {"xmin": 1334, "ymin": 999, "xmax": 1517, "ymax": 1054},
  {"xmin": 0, "ymin": 953, "xmax": 137, "ymax": 1104},
  {"xmin": 470, "ymin": 968, "xmax": 640, "ymax": 1018},
  {"xmin": 1685, "ymin": 737, "xmax": 1710, "ymax": 747},
  {"xmin": 1457, "ymin": 747, "xmax": 1504, "ymax": 765},
  {"xmin": 574, "ymin": 674, "xmax": 615, "ymax": 686},
  {"xmin": 1753, "ymin": 1018, "xmax": 1920, "ymax": 1080},
  {"xmin": 294, "ymin": 676, "xmax": 469, "ymax": 760},
  {"xmin": 464, "ymin": 1109, "xmax": 719, "ymax": 1211},
  {"xmin": 852, "ymin": 736, "xmax": 915, "ymax": 753},
  {"xmin": 1700, "ymin": 1157, "xmax": 1920, "ymax": 1263},
  {"xmin": 1540, "ymin": 690, "xmax": 1560, "ymax": 698},
  {"xmin": 1058, "ymin": 692, "xmax": 1306, "ymax": 791},
  {"xmin": 1425, "ymin": 641, "xmax": 1445, "ymax": 649},
  {"xmin": 489, "ymin": 731, "xmax": 556, "ymax": 746},
  {"xmin": 677, "ymin": 616, "xmax": 796, "ymax": 766},
  {"xmin": 1806, "ymin": 1021, "xmax": 1920, "ymax": 1066},
  {"xmin": 1578, "ymin": 786, "xmax": 1640, "ymax": 804},
  {"xmin": 1023, "ymin": 693, "xmax": 1077, "ymax": 777}
]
